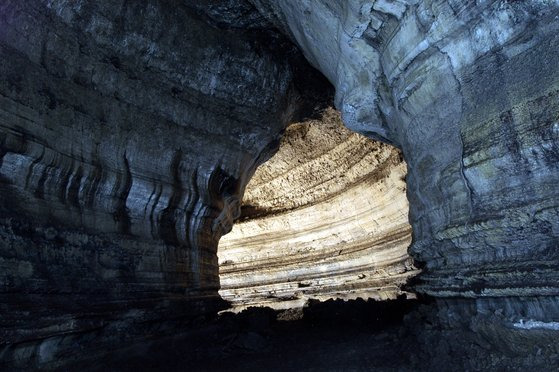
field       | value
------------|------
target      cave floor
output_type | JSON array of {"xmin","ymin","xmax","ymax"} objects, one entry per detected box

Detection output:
[
  {"xmin": 67, "ymin": 297, "xmax": 559, "ymax": 371},
  {"xmin": 85, "ymin": 299, "xmax": 422, "ymax": 371}
]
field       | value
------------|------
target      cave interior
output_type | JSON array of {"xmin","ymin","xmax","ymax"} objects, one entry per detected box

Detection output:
[{"xmin": 1, "ymin": 0, "xmax": 559, "ymax": 370}]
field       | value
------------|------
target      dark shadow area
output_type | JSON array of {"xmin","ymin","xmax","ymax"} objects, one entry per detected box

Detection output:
[{"xmin": 73, "ymin": 297, "xmax": 431, "ymax": 371}]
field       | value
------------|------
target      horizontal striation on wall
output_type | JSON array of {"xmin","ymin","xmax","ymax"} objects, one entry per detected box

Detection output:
[{"xmin": 218, "ymin": 109, "xmax": 418, "ymax": 310}]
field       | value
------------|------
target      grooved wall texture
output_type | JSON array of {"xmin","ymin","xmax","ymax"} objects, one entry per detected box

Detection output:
[
  {"xmin": 248, "ymin": 0, "xmax": 559, "ymax": 298},
  {"xmin": 219, "ymin": 109, "xmax": 417, "ymax": 310},
  {"xmin": 0, "ymin": 0, "xmax": 300, "ymax": 366},
  {"xmin": 1, "ymin": 0, "xmax": 559, "ymax": 369}
]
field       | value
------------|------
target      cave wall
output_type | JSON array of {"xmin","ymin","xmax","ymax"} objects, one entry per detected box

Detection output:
[
  {"xmin": 1, "ymin": 0, "xmax": 558, "ymax": 368},
  {"xmin": 248, "ymin": 0, "xmax": 559, "ymax": 298},
  {"xmin": 242, "ymin": 1, "xmax": 559, "ymax": 364},
  {"xmin": 0, "ymin": 0, "xmax": 303, "ymax": 366}
]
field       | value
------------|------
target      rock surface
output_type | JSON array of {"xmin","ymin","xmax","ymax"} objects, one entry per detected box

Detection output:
[
  {"xmin": 247, "ymin": 0, "xmax": 559, "ymax": 299},
  {"xmin": 0, "ymin": 0, "xmax": 315, "ymax": 367},
  {"xmin": 0, "ymin": 0, "xmax": 558, "ymax": 369},
  {"xmin": 60, "ymin": 299, "xmax": 559, "ymax": 371},
  {"xmin": 219, "ymin": 108, "xmax": 418, "ymax": 310}
]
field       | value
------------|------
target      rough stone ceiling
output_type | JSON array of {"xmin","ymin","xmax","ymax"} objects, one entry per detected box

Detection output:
[{"xmin": 219, "ymin": 108, "xmax": 418, "ymax": 310}]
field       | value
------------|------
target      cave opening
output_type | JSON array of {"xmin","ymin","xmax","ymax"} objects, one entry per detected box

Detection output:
[{"xmin": 217, "ymin": 107, "xmax": 420, "ymax": 314}]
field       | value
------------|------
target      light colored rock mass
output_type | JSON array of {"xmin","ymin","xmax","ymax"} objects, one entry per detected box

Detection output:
[{"xmin": 219, "ymin": 108, "xmax": 417, "ymax": 310}]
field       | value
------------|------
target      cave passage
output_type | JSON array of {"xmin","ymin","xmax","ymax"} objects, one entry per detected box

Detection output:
[
  {"xmin": 2, "ymin": 0, "xmax": 559, "ymax": 369},
  {"xmin": 218, "ymin": 107, "xmax": 420, "ymax": 311}
]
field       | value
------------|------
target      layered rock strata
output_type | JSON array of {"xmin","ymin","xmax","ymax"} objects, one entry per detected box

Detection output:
[
  {"xmin": 244, "ymin": 0, "xmax": 559, "ymax": 363},
  {"xmin": 0, "ymin": 0, "xmax": 558, "ymax": 368},
  {"xmin": 249, "ymin": 0, "xmax": 559, "ymax": 299},
  {"xmin": 219, "ymin": 108, "xmax": 418, "ymax": 310},
  {"xmin": 0, "ymin": 0, "xmax": 315, "ymax": 366}
]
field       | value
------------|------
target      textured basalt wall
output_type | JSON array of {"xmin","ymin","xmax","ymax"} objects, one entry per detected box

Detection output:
[
  {"xmin": 0, "ymin": 0, "xmax": 316, "ymax": 366},
  {"xmin": 247, "ymin": 0, "xmax": 559, "ymax": 300},
  {"xmin": 244, "ymin": 0, "xmax": 559, "ymax": 365},
  {"xmin": 219, "ymin": 108, "xmax": 418, "ymax": 310},
  {"xmin": 1, "ymin": 0, "xmax": 559, "ymax": 369}
]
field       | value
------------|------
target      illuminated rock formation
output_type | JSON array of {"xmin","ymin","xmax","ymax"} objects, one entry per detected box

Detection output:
[
  {"xmin": 245, "ymin": 1, "xmax": 559, "ymax": 367},
  {"xmin": 219, "ymin": 108, "xmax": 417, "ymax": 310},
  {"xmin": 0, "ymin": 0, "xmax": 558, "ymax": 369}
]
